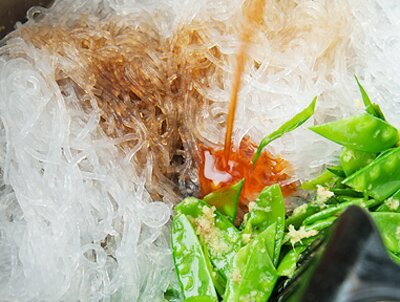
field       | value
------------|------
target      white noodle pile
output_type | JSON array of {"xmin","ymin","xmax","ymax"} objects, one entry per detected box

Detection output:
[
  {"xmin": 1, "ymin": 0, "xmax": 400, "ymax": 301},
  {"xmin": 0, "ymin": 41, "xmax": 172, "ymax": 301}
]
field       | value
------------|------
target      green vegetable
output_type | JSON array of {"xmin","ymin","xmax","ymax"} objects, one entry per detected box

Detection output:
[
  {"xmin": 277, "ymin": 245, "xmax": 307, "ymax": 278},
  {"xmin": 304, "ymin": 217, "xmax": 337, "ymax": 233},
  {"xmin": 286, "ymin": 203, "xmax": 319, "ymax": 229},
  {"xmin": 326, "ymin": 166, "xmax": 346, "ymax": 178},
  {"xmin": 301, "ymin": 169, "xmax": 339, "ymax": 190},
  {"xmin": 201, "ymin": 241, "xmax": 226, "ymax": 297},
  {"xmin": 343, "ymin": 147, "xmax": 400, "ymax": 201},
  {"xmin": 309, "ymin": 113, "xmax": 398, "ymax": 153},
  {"xmin": 242, "ymin": 184, "xmax": 285, "ymax": 265},
  {"xmin": 252, "ymin": 97, "xmax": 317, "ymax": 165},
  {"xmin": 329, "ymin": 188, "xmax": 364, "ymax": 198},
  {"xmin": 371, "ymin": 212, "xmax": 400, "ymax": 255},
  {"xmin": 340, "ymin": 147, "xmax": 376, "ymax": 176},
  {"xmin": 203, "ymin": 179, "xmax": 243, "ymax": 223},
  {"xmin": 224, "ymin": 224, "xmax": 278, "ymax": 302},
  {"xmin": 171, "ymin": 214, "xmax": 218, "ymax": 302},
  {"xmin": 175, "ymin": 197, "xmax": 241, "ymax": 280},
  {"xmin": 354, "ymin": 75, "xmax": 385, "ymax": 120},
  {"xmin": 283, "ymin": 216, "xmax": 337, "ymax": 246},
  {"xmin": 303, "ymin": 198, "xmax": 381, "ymax": 225},
  {"xmin": 376, "ymin": 188, "xmax": 400, "ymax": 213}
]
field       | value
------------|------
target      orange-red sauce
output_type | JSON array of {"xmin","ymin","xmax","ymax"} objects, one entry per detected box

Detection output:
[{"xmin": 199, "ymin": 137, "xmax": 296, "ymax": 205}]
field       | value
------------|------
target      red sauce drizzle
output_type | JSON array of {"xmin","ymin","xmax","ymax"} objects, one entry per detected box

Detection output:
[{"xmin": 199, "ymin": 137, "xmax": 296, "ymax": 206}]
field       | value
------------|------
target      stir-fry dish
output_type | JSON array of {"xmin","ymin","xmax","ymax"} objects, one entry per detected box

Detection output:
[
  {"xmin": 1, "ymin": 0, "xmax": 400, "ymax": 301},
  {"xmin": 169, "ymin": 80, "xmax": 400, "ymax": 302}
]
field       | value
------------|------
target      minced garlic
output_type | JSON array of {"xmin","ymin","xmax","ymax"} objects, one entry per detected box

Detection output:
[
  {"xmin": 191, "ymin": 206, "xmax": 228, "ymax": 255},
  {"xmin": 385, "ymin": 197, "xmax": 400, "ymax": 211},
  {"xmin": 314, "ymin": 185, "xmax": 334, "ymax": 208},
  {"xmin": 287, "ymin": 225, "xmax": 318, "ymax": 245}
]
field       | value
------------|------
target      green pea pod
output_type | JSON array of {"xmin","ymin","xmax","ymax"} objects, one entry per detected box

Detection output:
[
  {"xmin": 200, "ymin": 241, "xmax": 226, "ymax": 297},
  {"xmin": 171, "ymin": 214, "xmax": 218, "ymax": 302},
  {"xmin": 286, "ymin": 203, "xmax": 319, "ymax": 229},
  {"xmin": 371, "ymin": 212, "xmax": 400, "ymax": 255},
  {"xmin": 252, "ymin": 97, "xmax": 317, "ymax": 165},
  {"xmin": 309, "ymin": 113, "xmax": 398, "ymax": 153},
  {"xmin": 376, "ymin": 188, "xmax": 400, "ymax": 213},
  {"xmin": 326, "ymin": 166, "xmax": 346, "ymax": 178},
  {"xmin": 224, "ymin": 224, "xmax": 279, "ymax": 302},
  {"xmin": 277, "ymin": 245, "xmax": 307, "ymax": 278},
  {"xmin": 242, "ymin": 184, "xmax": 285, "ymax": 265},
  {"xmin": 175, "ymin": 197, "xmax": 241, "ymax": 280},
  {"xmin": 300, "ymin": 169, "xmax": 339, "ymax": 190},
  {"xmin": 303, "ymin": 217, "xmax": 337, "ymax": 234},
  {"xmin": 203, "ymin": 179, "xmax": 243, "ymax": 223},
  {"xmin": 354, "ymin": 75, "xmax": 385, "ymax": 120},
  {"xmin": 330, "ymin": 188, "xmax": 364, "ymax": 198},
  {"xmin": 340, "ymin": 147, "xmax": 377, "ymax": 176},
  {"xmin": 343, "ymin": 147, "xmax": 400, "ymax": 201},
  {"xmin": 303, "ymin": 198, "xmax": 381, "ymax": 225}
]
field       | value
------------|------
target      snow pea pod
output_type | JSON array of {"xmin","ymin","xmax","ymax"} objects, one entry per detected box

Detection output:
[
  {"xmin": 355, "ymin": 75, "xmax": 385, "ymax": 120},
  {"xmin": 224, "ymin": 224, "xmax": 278, "ymax": 302},
  {"xmin": 201, "ymin": 241, "xmax": 226, "ymax": 297},
  {"xmin": 326, "ymin": 166, "xmax": 346, "ymax": 178},
  {"xmin": 171, "ymin": 214, "xmax": 218, "ymax": 302},
  {"xmin": 343, "ymin": 147, "xmax": 400, "ymax": 201},
  {"xmin": 286, "ymin": 203, "xmax": 319, "ymax": 229},
  {"xmin": 252, "ymin": 97, "xmax": 316, "ymax": 165},
  {"xmin": 277, "ymin": 245, "xmax": 307, "ymax": 278},
  {"xmin": 330, "ymin": 188, "xmax": 364, "ymax": 198},
  {"xmin": 242, "ymin": 184, "xmax": 285, "ymax": 265},
  {"xmin": 303, "ymin": 198, "xmax": 381, "ymax": 225},
  {"xmin": 175, "ymin": 197, "xmax": 241, "ymax": 280},
  {"xmin": 371, "ymin": 212, "xmax": 400, "ymax": 255},
  {"xmin": 376, "ymin": 188, "xmax": 400, "ymax": 213},
  {"xmin": 340, "ymin": 147, "xmax": 376, "ymax": 176},
  {"xmin": 309, "ymin": 113, "xmax": 398, "ymax": 153},
  {"xmin": 301, "ymin": 169, "xmax": 339, "ymax": 190},
  {"xmin": 203, "ymin": 179, "xmax": 243, "ymax": 223}
]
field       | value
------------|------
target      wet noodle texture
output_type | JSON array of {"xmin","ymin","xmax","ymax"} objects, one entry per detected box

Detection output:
[
  {"xmin": 1, "ymin": 0, "xmax": 400, "ymax": 301},
  {"xmin": 20, "ymin": 17, "xmax": 225, "ymax": 201}
]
